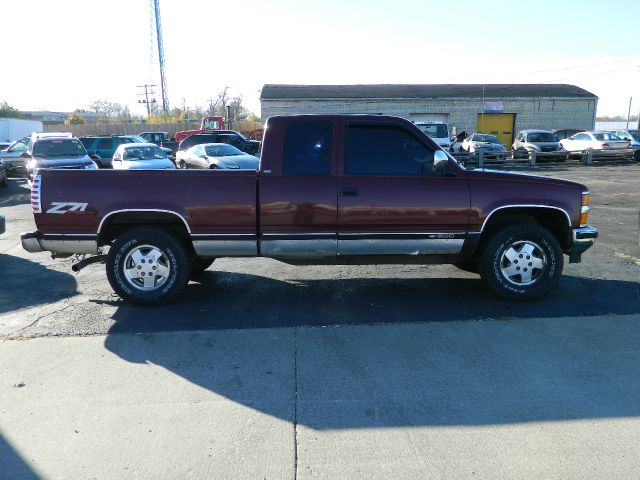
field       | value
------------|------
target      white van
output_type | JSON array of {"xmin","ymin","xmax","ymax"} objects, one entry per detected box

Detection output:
[{"xmin": 414, "ymin": 121, "xmax": 451, "ymax": 150}]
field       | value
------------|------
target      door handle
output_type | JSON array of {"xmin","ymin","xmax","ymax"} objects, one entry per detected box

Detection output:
[{"xmin": 340, "ymin": 187, "xmax": 359, "ymax": 197}]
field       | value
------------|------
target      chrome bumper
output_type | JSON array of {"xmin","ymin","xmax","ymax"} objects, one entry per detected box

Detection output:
[
  {"xmin": 569, "ymin": 226, "xmax": 598, "ymax": 263},
  {"xmin": 21, "ymin": 232, "xmax": 43, "ymax": 252},
  {"xmin": 21, "ymin": 231, "xmax": 98, "ymax": 255}
]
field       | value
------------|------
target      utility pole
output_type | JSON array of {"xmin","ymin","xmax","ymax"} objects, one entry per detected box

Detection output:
[
  {"xmin": 137, "ymin": 84, "xmax": 157, "ymax": 116},
  {"xmin": 626, "ymin": 97, "xmax": 632, "ymax": 129},
  {"xmin": 182, "ymin": 98, "xmax": 189, "ymax": 127}
]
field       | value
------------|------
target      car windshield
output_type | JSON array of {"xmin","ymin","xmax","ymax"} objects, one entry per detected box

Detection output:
[
  {"xmin": 131, "ymin": 136, "xmax": 148, "ymax": 143},
  {"xmin": 593, "ymin": 133, "xmax": 621, "ymax": 141},
  {"xmin": 204, "ymin": 144, "xmax": 243, "ymax": 156},
  {"xmin": 474, "ymin": 134, "xmax": 500, "ymax": 144},
  {"xmin": 123, "ymin": 146, "xmax": 167, "ymax": 160},
  {"xmin": 416, "ymin": 124, "xmax": 448, "ymax": 138},
  {"xmin": 527, "ymin": 132, "xmax": 558, "ymax": 142},
  {"xmin": 33, "ymin": 139, "xmax": 86, "ymax": 157}
]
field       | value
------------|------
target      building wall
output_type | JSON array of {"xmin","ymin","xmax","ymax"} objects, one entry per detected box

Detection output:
[{"xmin": 260, "ymin": 97, "xmax": 597, "ymax": 135}]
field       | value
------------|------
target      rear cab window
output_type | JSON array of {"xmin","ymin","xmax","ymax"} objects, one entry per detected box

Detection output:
[{"xmin": 283, "ymin": 121, "xmax": 333, "ymax": 175}]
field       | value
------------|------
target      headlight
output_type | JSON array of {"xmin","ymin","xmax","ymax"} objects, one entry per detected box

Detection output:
[{"xmin": 84, "ymin": 162, "xmax": 98, "ymax": 170}]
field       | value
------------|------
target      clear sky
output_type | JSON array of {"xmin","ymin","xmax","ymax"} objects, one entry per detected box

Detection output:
[{"xmin": 2, "ymin": 0, "xmax": 639, "ymax": 118}]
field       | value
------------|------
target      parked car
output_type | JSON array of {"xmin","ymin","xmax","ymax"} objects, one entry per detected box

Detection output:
[
  {"xmin": 559, "ymin": 131, "xmax": 629, "ymax": 154},
  {"xmin": 112, "ymin": 143, "xmax": 176, "ymax": 170},
  {"xmin": 513, "ymin": 130, "xmax": 563, "ymax": 155},
  {"xmin": 139, "ymin": 132, "xmax": 178, "ymax": 156},
  {"xmin": 0, "ymin": 158, "xmax": 7, "ymax": 187},
  {"xmin": 414, "ymin": 121, "xmax": 451, "ymax": 150},
  {"xmin": 21, "ymin": 114, "xmax": 597, "ymax": 305},
  {"xmin": 177, "ymin": 131, "xmax": 261, "ymax": 156},
  {"xmin": 176, "ymin": 143, "xmax": 259, "ymax": 170},
  {"xmin": 461, "ymin": 133, "xmax": 506, "ymax": 153},
  {"xmin": 607, "ymin": 130, "xmax": 640, "ymax": 148},
  {"xmin": 79, "ymin": 135, "xmax": 173, "ymax": 168},
  {"xmin": 0, "ymin": 136, "xmax": 30, "ymax": 175},
  {"xmin": 553, "ymin": 128, "xmax": 585, "ymax": 141},
  {"xmin": 23, "ymin": 132, "xmax": 98, "ymax": 182}
]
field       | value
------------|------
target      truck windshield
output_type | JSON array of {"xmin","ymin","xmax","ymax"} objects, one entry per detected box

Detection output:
[
  {"xmin": 33, "ymin": 139, "xmax": 86, "ymax": 157},
  {"xmin": 416, "ymin": 124, "xmax": 448, "ymax": 138}
]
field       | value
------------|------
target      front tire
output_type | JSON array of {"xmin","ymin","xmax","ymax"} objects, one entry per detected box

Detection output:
[
  {"xmin": 480, "ymin": 224, "xmax": 563, "ymax": 300},
  {"xmin": 106, "ymin": 227, "xmax": 191, "ymax": 306}
]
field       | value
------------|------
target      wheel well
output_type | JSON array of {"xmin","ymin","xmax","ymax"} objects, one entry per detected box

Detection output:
[
  {"xmin": 98, "ymin": 211, "xmax": 191, "ymax": 247},
  {"xmin": 480, "ymin": 208, "xmax": 571, "ymax": 251}
]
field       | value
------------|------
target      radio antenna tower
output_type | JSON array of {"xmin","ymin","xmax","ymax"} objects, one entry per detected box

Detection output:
[{"xmin": 151, "ymin": 0, "xmax": 169, "ymax": 113}]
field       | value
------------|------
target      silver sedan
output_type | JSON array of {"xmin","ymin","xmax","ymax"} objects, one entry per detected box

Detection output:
[
  {"xmin": 559, "ymin": 131, "xmax": 629, "ymax": 152},
  {"xmin": 176, "ymin": 143, "xmax": 259, "ymax": 170}
]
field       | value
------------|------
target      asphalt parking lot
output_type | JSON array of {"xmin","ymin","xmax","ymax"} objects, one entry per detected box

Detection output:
[{"xmin": 1, "ymin": 162, "xmax": 639, "ymax": 479}]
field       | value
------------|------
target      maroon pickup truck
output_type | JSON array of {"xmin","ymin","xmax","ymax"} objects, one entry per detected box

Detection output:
[{"xmin": 21, "ymin": 115, "xmax": 597, "ymax": 305}]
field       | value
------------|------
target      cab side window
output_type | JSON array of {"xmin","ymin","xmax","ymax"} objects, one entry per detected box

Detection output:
[
  {"xmin": 345, "ymin": 124, "xmax": 435, "ymax": 176},
  {"xmin": 283, "ymin": 121, "xmax": 333, "ymax": 175}
]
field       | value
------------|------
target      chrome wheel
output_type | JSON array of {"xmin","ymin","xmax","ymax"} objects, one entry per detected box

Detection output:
[
  {"xmin": 499, "ymin": 240, "xmax": 546, "ymax": 286},
  {"xmin": 123, "ymin": 244, "xmax": 171, "ymax": 291}
]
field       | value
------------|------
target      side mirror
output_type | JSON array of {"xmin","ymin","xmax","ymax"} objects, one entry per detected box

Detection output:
[
  {"xmin": 200, "ymin": 155, "xmax": 208, "ymax": 160},
  {"xmin": 88, "ymin": 151, "xmax": 98, "ymax": 157},
  {"xmin": 20, "ymin": 152, "xmax": 31, "ymax": 159},
  {"xmin": 433, "ymin": 150, "xmax": 448, "ymax": 170}
]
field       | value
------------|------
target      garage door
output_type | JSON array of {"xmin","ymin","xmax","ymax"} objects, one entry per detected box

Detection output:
[
  {"xmin": 409, "ymin": 113, "xmax": 449, "ymax": 123},
  {"xmin": 476, "ymin": 113, "xmax": 515, "ymax": 149}
]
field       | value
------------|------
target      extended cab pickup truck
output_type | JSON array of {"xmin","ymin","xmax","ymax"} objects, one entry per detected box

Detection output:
[{"xmin": 21, "ymin": 115, "xmax": 598, "ymax": 305}]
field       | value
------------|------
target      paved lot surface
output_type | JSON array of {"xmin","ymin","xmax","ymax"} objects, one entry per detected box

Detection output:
[{"xmin": 1, "ymin": 161, "xmax": 639, "ymax": 478}]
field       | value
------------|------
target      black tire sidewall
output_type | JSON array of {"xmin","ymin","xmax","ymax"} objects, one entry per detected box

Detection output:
[
  {"xmin": 107, "ymin": 228, "xmax": 190, "ymax": 306},
  {"xmin": 481, "ymin": 225, "xmax": 563, "ymax": 300}
]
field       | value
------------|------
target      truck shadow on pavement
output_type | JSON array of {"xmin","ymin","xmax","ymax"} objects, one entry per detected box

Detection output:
[
  {"xmin": 103, "ymin": 298, "xmax": 640, "ymax": 429},
  {"xmin": 104, "ymin": 270, "xmax": 640, "ymax": 334},
  {"xmin": 0, "ymin": 434, "xmax": 40, "ymax": 479},
  {"xmin": 0, "ymin": 254, "xmax": 78, "ymax": 314}
]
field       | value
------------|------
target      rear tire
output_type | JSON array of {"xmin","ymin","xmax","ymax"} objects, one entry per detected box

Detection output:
[
  {"xmin": 106, "ymin": 227, "xmax": 190, "ymax": 306},
  {"xmin": 480, "ymin": 224, "xmax": 563, "ymax": 300}
]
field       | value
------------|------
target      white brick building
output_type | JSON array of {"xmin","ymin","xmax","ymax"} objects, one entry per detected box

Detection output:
[{"xmin": 260, "ymin": 84, "xmax": 598, "ymax": 148}]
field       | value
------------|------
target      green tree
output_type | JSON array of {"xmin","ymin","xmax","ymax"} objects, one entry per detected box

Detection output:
[
  {"xmin": 89, "ymin": 99, "xmax": 125, "ymax": 121},
  {"xmin": 0, "ymin": 101, "xmax": 22, "ymax": 118},
  {"xmin": 64, "ymin": 111, "xmax": 86, "ymax": 125}
]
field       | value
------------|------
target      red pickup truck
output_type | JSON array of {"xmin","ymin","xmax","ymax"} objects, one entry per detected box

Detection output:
[{"xmin": 21, "ymin": 115, "xmax": 597, "ymax": 305}]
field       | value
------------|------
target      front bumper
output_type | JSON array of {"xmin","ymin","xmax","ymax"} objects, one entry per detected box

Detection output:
[{"xmin": 568, "ymin": 226, "xmax": 598, "ymax": 263}]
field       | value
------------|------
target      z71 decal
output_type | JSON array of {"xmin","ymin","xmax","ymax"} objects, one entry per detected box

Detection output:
[{"xmin": 46, "ymin": 202, "xmax": 89, "ymax": 214}]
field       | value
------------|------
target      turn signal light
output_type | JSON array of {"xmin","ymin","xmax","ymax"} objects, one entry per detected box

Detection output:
[{"xmin": 580, "ymin": 191, "xmax": 590, "ymax": 226}]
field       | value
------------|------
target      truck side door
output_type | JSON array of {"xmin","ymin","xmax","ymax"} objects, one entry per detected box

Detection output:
[
  {"xmin": 337, "ymin": 120, "xmax": 470, "ymax": 256},
  {"xmin": 259, "ymin": 118, "xmax": 338, "ymax": 257}
]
